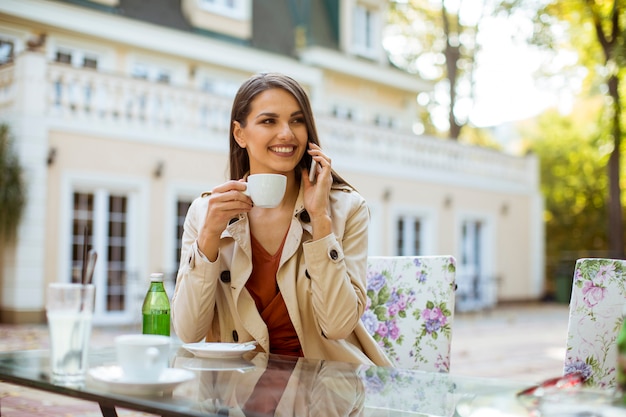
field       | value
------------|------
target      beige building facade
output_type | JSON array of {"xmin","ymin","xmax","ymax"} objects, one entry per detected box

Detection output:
[{"xmin": 0, "ymin": 0, "xmax": 543, "ymax": 325}]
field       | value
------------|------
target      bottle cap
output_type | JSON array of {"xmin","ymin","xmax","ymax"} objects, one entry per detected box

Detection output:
[{"xmin": 150, "ymin": 272, "xmax": 164, "ymax": 282}]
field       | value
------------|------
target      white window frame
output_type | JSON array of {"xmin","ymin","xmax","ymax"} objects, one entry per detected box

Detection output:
[
  {"xmin": 198, "ymin": 0, "xmax": 251, "ymax": 20},
  {"xmin": 127, "ymin": 53, "xmax": 187, "ymax": 86},
  {"xmin": 352, "ymin": 3, "xmax": 380, "ymax": 59},
  {"xmin": 0, "ymin": 27, "xmax": 29, "ymax": 61},
  {"xmin": 199, "ymin": 76, "xmax": 240, "ymax": 98},
  {"xmin": 47, "ymin": 37, "xmax": 114, "ymax": 72},
  {"xmin": 59, "ymin": 172, "xmax": 149, "ymax": 325},
  {"xmin": 332, "ymin": 104, "xmax": 358, "ymax": 121},
  {"xmin": 0, "ymin": 38, "xmax": 15, "ymax": 65},
  {"xmin": 374, "ymin": 113, "xmax": 396, "ymax": 129},
  {"xmin": 455, "ymin": 211, "xmax": 496, "ymax": 310},
  {"xmin": 163, "ymin": 181, "xmax": 213, "ymax": 290},
  {"xmin": 390, "ymin": 205, "xmax": 436, "ymax": 256}
]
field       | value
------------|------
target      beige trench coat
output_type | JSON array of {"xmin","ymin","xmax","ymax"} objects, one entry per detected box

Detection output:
[{"xmin": 172, "ymin": 179, "xmax": 392, "ymax": 367}]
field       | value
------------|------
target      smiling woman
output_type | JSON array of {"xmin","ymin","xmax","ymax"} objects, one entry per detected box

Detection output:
[{"xmin": 171, "ymin": 72, "xmax": 393, "ymax": 368}]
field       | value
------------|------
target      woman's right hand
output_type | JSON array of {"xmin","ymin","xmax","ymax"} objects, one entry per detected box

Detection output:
[{"xmin": 197, "ymin": 180, "xmax": 252, "ymax": 260}]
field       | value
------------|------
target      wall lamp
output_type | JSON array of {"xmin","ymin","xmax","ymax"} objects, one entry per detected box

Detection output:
[
  {"xmin": 47, "ymin": 147, "xmax": 57, "ymax": 166},
  {"xmin": 153, "ymin": 160, "xmax": 165, "ymax": 178},
  {"xmin": 382, "ymin": 187, "xmax": 392, "ymax": 202},
  {"xmin": 501, "ymin": 202, "xmax": 509, "ymax": 216}
]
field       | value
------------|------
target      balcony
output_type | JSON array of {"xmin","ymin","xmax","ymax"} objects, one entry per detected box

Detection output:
[{"xmin": 0, "ymin": 60, "xmax": 537, "ymax": 193}]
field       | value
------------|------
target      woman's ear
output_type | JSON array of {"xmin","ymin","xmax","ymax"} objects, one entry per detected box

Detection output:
[{"xmin": 233, "ymin": 121, "xmax": 246, "ymax": 148}]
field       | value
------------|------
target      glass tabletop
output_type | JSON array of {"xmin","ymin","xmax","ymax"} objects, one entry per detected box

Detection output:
[{"xmin": 0, "ymin": 344, "xmax": 541, "ymax": 417}]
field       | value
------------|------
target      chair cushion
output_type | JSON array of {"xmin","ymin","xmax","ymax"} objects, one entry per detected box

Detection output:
[
  {"xmin": 361, "ymin": 256, "xmax": 456, "ymax": 372},
  {"xmin": 564, "ymin": 258, "xmax": 626, "ymax": 388}
]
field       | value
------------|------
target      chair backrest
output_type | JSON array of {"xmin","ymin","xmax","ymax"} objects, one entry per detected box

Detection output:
[
  {"xmin": 564, "ymin": 258, "xmax": 626, "ymax": 388},
  {"xmin": 361, "ymin": 255, "xmax": 456, "ymax": 372}
]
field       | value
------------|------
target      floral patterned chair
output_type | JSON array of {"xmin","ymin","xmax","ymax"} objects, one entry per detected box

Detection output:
[
  {"xmin": 564, "ymin": 258, "xmax": 626, "ymax": 388},
  {"xmin": 361, "ymin": 255, "xmax": 456, "ymax": 372}
]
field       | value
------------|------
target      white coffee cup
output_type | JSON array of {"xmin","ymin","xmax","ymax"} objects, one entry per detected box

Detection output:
[
  {"xmin": 115, "ymin": 334, "xmax": 170, "ymax": 382},
  {"xmin": 243, "ymin": 174, "xmax": 287, "ymax": 208}
]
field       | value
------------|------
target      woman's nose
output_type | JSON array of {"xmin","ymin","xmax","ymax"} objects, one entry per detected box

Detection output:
[{"xmin": 277, "ymin": 122, "xmax": 294, "ymax": 138}]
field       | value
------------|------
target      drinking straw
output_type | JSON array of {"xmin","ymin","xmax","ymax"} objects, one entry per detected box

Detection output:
[
  {"xmin": 81, "ymin": 225, "xmax": 88, "ymax": 285},
  {"xmin": 86, "ymin": 249, "xmax": 97, "ymax": 285}
]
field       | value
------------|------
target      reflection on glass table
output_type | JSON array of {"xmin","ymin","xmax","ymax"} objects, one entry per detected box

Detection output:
[{"xmin": 1, "ymin": 345, "xmax": 624, "ymax": 417}]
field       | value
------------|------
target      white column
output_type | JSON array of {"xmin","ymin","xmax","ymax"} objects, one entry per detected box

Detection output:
[{"xmin": 1, "ymin": 50, "xmax": 49, "ymax": 323}]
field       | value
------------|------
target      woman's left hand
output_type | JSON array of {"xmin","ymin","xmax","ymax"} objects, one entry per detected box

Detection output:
[{"xmin": 304, "ymin": 143, "xmax": 332, "ymax": 238}]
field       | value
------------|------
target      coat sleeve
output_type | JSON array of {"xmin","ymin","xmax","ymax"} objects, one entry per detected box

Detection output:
[
  {"xmin": 302, "ymin": 191, "xmax": 369, "ymax": 340},
  {"xmin": 171, "ymin": 197, "xmax": 223, "ymax": 343}
]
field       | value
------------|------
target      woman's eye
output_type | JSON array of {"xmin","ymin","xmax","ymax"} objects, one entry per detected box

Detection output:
[
  {"xmin": 291, "ymin": 117, "xmax": 305, "ymax": 124},
  {"xmin": 261, "ymin": 118, "xmax": 275, "ymax": 124}
]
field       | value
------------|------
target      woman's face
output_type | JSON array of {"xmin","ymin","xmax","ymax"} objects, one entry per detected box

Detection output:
[{"xmin": 233, "ymin": 88, "xmax": 308, "ymax": 176}]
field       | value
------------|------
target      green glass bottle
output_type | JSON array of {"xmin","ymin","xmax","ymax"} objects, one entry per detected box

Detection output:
[
  {"xmin": 142, "ymin": 273, "xmax": 171, "ymax": 336},
  {"xmin": 617, "ymin": 304, "xmax": 626, "ymax": 397}
]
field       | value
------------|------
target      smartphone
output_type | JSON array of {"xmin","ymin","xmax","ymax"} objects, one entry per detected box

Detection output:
[{"xmin": 309, "ymin": 159, "xmax": 318, "ymax": 184}]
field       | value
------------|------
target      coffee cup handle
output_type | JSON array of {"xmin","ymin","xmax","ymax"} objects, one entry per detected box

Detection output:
[{"xmin": 242, "ymin": 183, "xmax": 250, "ymax": 197}]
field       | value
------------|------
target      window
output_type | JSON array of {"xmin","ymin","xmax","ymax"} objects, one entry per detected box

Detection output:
[
  {"xmin": 156, "ymin": 72, "xmax": 171, "ymax": 84},
  {"xmin": 201, "ymin": 78, "xmax": 239, "ymax": 97},
  {"xmin": 83, "ymin": 55, "xmax": 98, "ymax": 69},
  {"xmin": 198, "ymin": 0, "xmax": 248, "ymax": 19},
  {"xmin": 54, "ymin": 47, "xmax": 99, "ymax": 69},
  {"xmin": 352, "ymin": 4, "xmax": 379, "ymax": 59},
  {"xmin": 107, "ymin": 195, "xmax": 128, "ymax": 312},
  {"xmin": 175, "ymin": 199, "xmax": 192, "ymax": 267},
  {"xmin": 131, "ymin": 64, "xmax": 149, "ymax": 80},
  {"xmin": 395, "ymin": 215, "xmax": 422, "ymax": 256},
  {"xmin": 131, "ymin": 64, "xmax": 171, "ymax": 85},
  {"xmin": 0, "ymin": 39, "xmax": 14, "ymax": 65},
  {"xmin": 461, "ymin": 220, "xmax": 483, "ymax": 271},
  {"xmin": 374, "ymin": 114, "xmax": 395, "ymax": 128},
  {"xmin": 71, "ymin": 192, "xmax": 94, "ymax": 283},
  {"xmin": 56, "ymin": 50, "xmax": 72, "ymax": 65},
  {"xmin": 332, "ymin": 105, "xmax": 354, "ymax": 121},
  {"xmin": 457, "ymin": 218, "xmax": 494, "ymax": 311},
  {"xmin": 70, "ymin": 190, "xmax": 131, "ymax": 315}
]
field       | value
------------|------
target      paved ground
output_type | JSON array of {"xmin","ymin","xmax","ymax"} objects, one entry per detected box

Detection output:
[{"xmin": 0, "ymin": 301, "xmax": 571, "ymax": 416}]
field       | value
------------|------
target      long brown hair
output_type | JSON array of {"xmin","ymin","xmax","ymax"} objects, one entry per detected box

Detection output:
[{"xmin": 228, "ymin": 72, "xmax": 350, "ymax": 187}]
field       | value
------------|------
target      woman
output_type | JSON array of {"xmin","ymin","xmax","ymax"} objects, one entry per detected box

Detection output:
[{"xmin": 172, "ymin": 72, "xmax": 391, "ymax": 366}]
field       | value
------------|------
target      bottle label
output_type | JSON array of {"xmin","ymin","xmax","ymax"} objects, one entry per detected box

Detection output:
[{"xmin": 142, "ymin": 312, "xmax": 171, "ymax": 336}]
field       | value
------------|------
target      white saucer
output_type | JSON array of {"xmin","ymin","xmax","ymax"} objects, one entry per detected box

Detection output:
[
  {"xmin": 177, "ymin": 356, "xmax": 255, "ymax": 372},
  {"xmin": 182, "ymin": 342, "xmax": 256, "ymax": 359},
  {"xmin": 88, "ymin": 366, "xmax": 195, "ymax": 396}
]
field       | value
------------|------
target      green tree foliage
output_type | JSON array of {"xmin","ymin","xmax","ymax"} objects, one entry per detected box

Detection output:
[
  {"xmin": 521, "ymin": 100, "xmax": 610, "ymax": 285},
  {"xmin": 0, "ymin": 123, "xmax": 26, "ymax": 242},
  {"xmin": 502, "ymin": 0, "xmax": 625, "ymax": 257}
]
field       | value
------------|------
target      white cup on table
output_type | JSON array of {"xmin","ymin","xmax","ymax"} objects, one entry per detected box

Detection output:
[
  {"xmin": 46, "ymin": 282, "xmax": 95, "ymax": 386},
  {"xmin": 115, "ymin": 334, "xmax": 170, "ymax": 382},
  {"xmin": 243, "ymin": 174, "xmax": 287, "ymax": 208}
]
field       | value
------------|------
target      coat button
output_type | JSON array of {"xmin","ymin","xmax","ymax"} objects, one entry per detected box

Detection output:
[
  {"xmin": 329, "ymin": 249, "xmax": 338, "ymax": 260},
  {"xmin": 228, "ymin": 217, "xmax": 238, "ymax": 225},
  {"xmin": 305, "ymin": 270, "xmax": 311, "ymax": 279},
  {"xmin": 232, "ymin": 330, "xmax": 239, "ymax": 342},
  {"xmin": 300, "ymin": 210, "xmax": 310, "ymax": 223},
  {"xmin": 220, "ymin": 271, "xmax": 231, "ymax": 283}
]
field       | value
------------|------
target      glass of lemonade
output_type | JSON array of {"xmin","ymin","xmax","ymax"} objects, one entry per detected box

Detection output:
[{"xmin": 46, "ymin": 283, "xmax": 95, "ymax": 386}]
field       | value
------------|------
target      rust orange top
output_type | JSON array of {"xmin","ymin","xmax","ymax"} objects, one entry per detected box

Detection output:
[{"xmin": 246, "ymin": 233, "xmax": 303, "ymax": 357}]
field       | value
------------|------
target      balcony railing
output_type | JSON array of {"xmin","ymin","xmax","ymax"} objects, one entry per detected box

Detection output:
[{"xmin": 2, "ymin": 61, "xmax": 538, "ymax": 192}]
